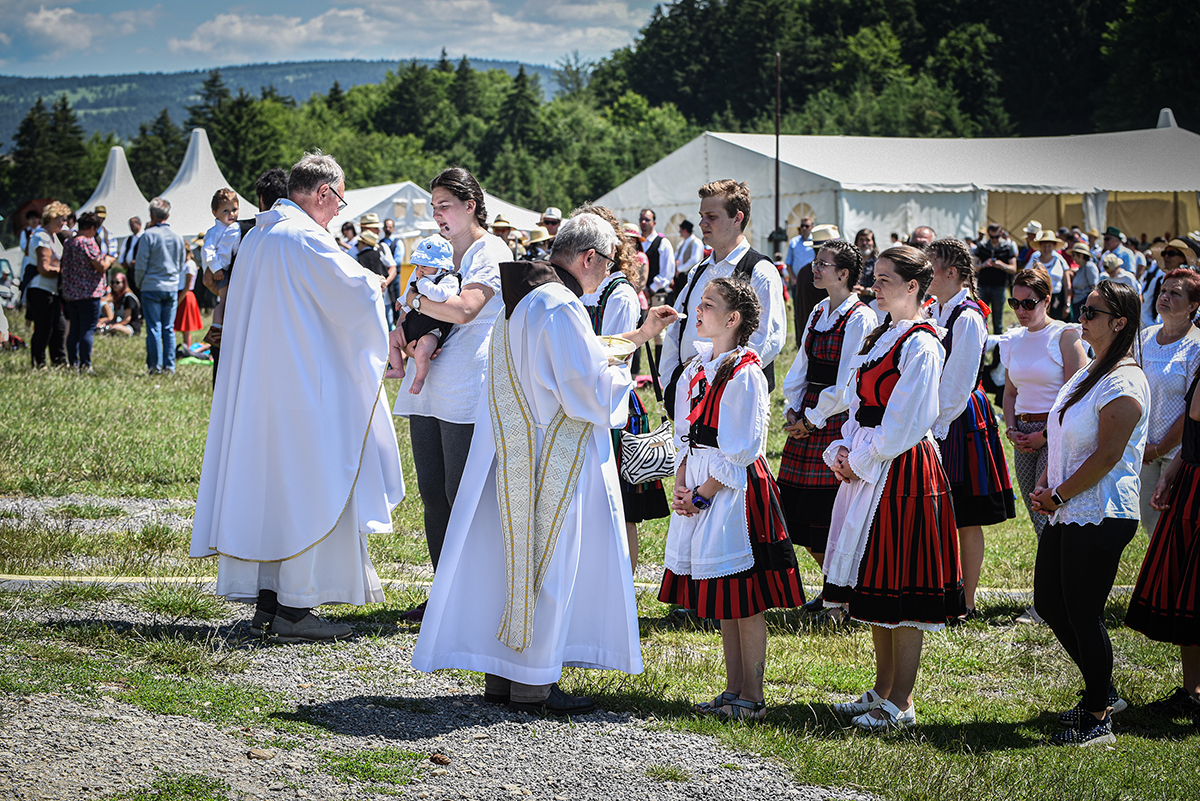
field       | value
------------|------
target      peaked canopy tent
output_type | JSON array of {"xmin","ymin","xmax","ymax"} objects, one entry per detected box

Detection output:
[
  {"xmin": 597, "ymin": 116, "xmax": 1200, "ymax": 254},
  {"xmin": 328, "ymin": 180, "xmax": 541, "ymax": 257},
  {"xmin": 78, "ymin": 146, "xmax": 151, "ymax": 244},
  {"xmin": 160, "ymin": 129, "xmax": 255, "ymax": 242}
]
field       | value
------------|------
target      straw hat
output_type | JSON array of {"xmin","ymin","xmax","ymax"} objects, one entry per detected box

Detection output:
[
  {"xmin": 1024, "ymin": 220, "xmax": 1042, "ymax": 236},
  {"xmin": 1164, "ymin": 238, "xmax": 1199, "ymax": 267},
  {"xmin": 359, "ymin": 212, "xmax": 381, "ymax": 228},
  {"xmin": 810, "ymin": 223, "xmax": 841, "ymax": 244},
  {"xmin": 492, "ymin": 214, "xmax": 513, "ymax": 231},
  {"xmin": 621, "ymin": 222, "xmax": 641, "ymax": 238},
  {"xmin": 527, "ymin": 225, "xmax": 552, "ymax": 245},
  {"xmin": 358, "ymin": 229, "xmax": 379, "ymax": 247},
  {"xmin": 1067, "ymin": 242, "xmax": 1092, "ymax": 258},
  {"xmin": 540, "ymin": 207, "xmax": 562, "ymax": 223},
  {"xmin": 94, "ymin": 205, "xmax": 108, "ymax": 219},
  {"xmin": 1035, "ymin": 229, "xmax": 1066, "ymax": 248}
]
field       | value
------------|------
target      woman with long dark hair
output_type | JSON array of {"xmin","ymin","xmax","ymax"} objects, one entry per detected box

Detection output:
[
  {"xmin": 778, "ymin": 239, "xmax": 876, "ymax": 612},
  {"xmin": 824, "ymin": 245, "xmax": 964, "ymax": 729},
  {"xmin": 389, "ymin": 167, "xmax": 512, "ymax": 620},
  {"xmin": 1030, "ymin": 281, "xmax": 1149, "ymax": 746},
  {"xmin": 927, "ymin": 238, "xmax": 1016, "ymax": 621}
]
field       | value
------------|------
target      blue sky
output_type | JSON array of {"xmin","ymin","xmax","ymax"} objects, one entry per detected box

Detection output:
[{"xmin": 0, "ymin": 0, "xmax": 659, "ymax": 77}]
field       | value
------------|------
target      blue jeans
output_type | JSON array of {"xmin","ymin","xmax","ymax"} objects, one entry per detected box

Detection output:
[
  {"xmin": 64, "ymin": 297, "xmax": 101, "ymax": 367},
  {"xmin": 142, "ymin": 289, "xmax": 177, "ymax": 372}
]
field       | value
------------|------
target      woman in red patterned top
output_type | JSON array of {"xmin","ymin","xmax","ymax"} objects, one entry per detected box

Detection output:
[{"xmin": 60, "ymin": 211, "xmax": 115, "ymax": 371}]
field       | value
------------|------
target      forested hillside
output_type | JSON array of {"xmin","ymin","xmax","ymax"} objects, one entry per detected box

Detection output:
[{"xmin": 2, "ymin": 0, "xmax": 1195, "ymax": 246}]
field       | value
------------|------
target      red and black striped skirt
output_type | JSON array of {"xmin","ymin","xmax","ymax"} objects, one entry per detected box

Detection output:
[
  {"xmin": 659, "ymin": 455, "xmax": 805, "ymax": 619},
  {"xmin": 1126, "ymin": 462, "xmax": 1200, "ymax": 647},
  {"xmin": 824, "ymin": 439, "xmax": 966, "ymax": 626},
  {"xmin": 936, "ymin": 388, "xmax": 1015, "ymax": 528}
]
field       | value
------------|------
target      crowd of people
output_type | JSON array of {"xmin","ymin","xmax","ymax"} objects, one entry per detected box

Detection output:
[{"xmin": 7, "ymin": 154, "xmax": 1200, "ymax": 749}]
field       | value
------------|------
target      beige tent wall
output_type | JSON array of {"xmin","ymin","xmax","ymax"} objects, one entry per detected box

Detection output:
[
  {"xmin": 1106, "ymin": 192, "xmax": 1200, "ymax": 241},
  {"xmin": 987, "ymin": 192, "xmax": 1084, "ymax": 235}
]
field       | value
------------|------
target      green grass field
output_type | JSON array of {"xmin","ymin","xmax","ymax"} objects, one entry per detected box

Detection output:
[{"xmin": 2, "ymin": 305, "xmax": 1198, "ymax": 801}]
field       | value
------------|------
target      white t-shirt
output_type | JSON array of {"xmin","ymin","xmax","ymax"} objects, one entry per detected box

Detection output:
[
  {"xmin": 27, "ymin": 229, "xmax": 61, "ymax": 294},
  {"xmin": 1047, "ymin": 362, "xmax": 1150, "ymax": 526},
  {"xmin": 1026, "ymin": 252, "xmax": 1067, "ymax": 294},
  {"xmin": 392, "ymin": 233, "xmax": 510, "ymax": 423},
  {"xmin": 1139, "ymin": 325, "xmax": 1200, "ymax": 461},
  {"xmin": 178, "ymin": 259, "xmax": 198, "ymax": 291},
  {"xmin": 1000, "ymin": 321, "xmax": 1078, "ymax": 414}
]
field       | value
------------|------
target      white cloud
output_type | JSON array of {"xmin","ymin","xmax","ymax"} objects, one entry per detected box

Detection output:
[
  {"xmin": 24, "ymin": 5, "xmax": 102, "ymax": 49},
  {"xmin": 167, "ymin": 1, "xmax": 649, "ymax": 65}
]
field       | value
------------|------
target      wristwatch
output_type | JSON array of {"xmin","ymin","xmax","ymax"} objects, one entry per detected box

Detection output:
[
  {"xmin": 691, "ymin": 491, "xmax": 712, "ymax": 511},
  {"xmin": 411, "ymin": 295, "xmax": 421, "ymax": 312},
  {"xmin": 1051, "ymin": 488, "xmax": 1067, "ymax": 507}
]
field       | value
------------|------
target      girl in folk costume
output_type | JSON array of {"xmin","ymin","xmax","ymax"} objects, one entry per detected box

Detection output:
[
  {"xmin": 824, "ymin": 246, "xmax": 965, "ymax": 729},
  {"xmin": 778, "ymin": 239, "xmax": 877, "ymax": 613},
  {"xmin": 660, "ymin": 277, "xmax": 805, "ymax": 721},
  {"xmin": 927, "ymin": 238, "xmax": 1016, "ymax": 622},
  {"xmin": 582, "ymin": 228, "xmax": 670, "ymax": 571}
]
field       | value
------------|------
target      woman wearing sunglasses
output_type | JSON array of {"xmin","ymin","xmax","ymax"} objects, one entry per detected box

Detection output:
[
  {"xmin": 1030, "ymin": 281, "xmax": 1149, "ymax": 746},
  {"xmin": 1000, "ymin": 267, "xmax": 1088, "ymax": 624}
]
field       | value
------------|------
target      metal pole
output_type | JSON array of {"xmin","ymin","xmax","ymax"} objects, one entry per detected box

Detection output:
[{"xmin": 775, "ymin": 51, "xmax": 781, "ymax": 239}]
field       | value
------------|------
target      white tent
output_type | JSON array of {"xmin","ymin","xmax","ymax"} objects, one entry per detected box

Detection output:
[
  {"xmin": 160, "ymin": 129, "xmax": 255, "ymax": 242},
  {"xmin": 78, "ymin": 146, "xmax": 150, "ymax": 244},
  {"xmin": 598, "ymin": 114, "xmax": 1200, "ymax": 253},
  {"xmin": 329, "ymin": 179, "xmax": 541, "ymax": 260}
]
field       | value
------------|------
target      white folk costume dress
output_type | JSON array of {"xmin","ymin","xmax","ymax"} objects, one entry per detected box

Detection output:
[
  {"xmin": 411, "ymin": 261, "xmax": 643, "ymax": 685},
  {"xmin": 189, "ymin": 199, "xmax": 405, "ymax": 609},
  {"xmin": 822, "ymin": 321, "xmax": 965, "ymax": 629},
  {"xmin": 777, "ymin": 295, "xmax": 877, "ymax": 552},
  {"xmin": 931, "ymin": 289, "xmax": 1016, "ymax": 528},
  {"xmin": 658, "ymin": 343, "xmax": 804, "ymax": 619}
]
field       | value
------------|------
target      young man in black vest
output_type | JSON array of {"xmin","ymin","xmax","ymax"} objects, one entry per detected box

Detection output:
[
  {"xmin": 659, "ymin": 180, "xmax": 786, "ymax": 416},
  {"xmin": 639, "ymin": 208, "xmax": 675, "ymax": 298}
]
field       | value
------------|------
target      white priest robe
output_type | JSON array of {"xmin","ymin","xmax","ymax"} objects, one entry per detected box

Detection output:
[
  {"xmin": 411, "ymin": 278, "xmax": 644, "ymax": 685},
  {"xmin": 189, "ymin": 199, "xmax": 405, "ymax": 608}
]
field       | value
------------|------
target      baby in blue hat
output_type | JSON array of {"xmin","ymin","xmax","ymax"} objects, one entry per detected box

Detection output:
[{"xmin": 399, "ymin": 236, "xmax": 461, "ymax": 394}]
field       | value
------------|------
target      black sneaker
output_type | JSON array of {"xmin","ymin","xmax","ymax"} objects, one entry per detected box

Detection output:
[
  {"xmin": 1052, "ymin": 709, "xmax": 1115, "ymax": 747},
  {"xmin": 1058, "ymin": 688, "xmax": 1127, "ymax": 725},
  {"xmin": 1145, "ymin": 687, "xmax": 1200, "ymax": 718}
]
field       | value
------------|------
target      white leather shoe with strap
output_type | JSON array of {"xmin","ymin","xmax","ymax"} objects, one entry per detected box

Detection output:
[
  {"xmin": 851, "ymin": 699, "xmax": 916, "ymax": 729},
  {"xmin": 832, "ymin": 689, "xmax": 884, "ymax": 715}
]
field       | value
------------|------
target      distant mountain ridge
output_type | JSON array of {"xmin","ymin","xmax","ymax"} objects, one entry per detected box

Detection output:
[{"xmin": 0, "ymin": 58, "xmax": 558, "ymax": 147}]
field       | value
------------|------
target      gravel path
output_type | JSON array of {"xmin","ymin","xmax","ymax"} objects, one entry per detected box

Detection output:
[{"xmin": 0, "ymin": 499, "xmax": 875, "ymax": 801}]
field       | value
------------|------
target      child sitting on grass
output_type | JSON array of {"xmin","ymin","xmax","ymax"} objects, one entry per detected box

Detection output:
[
  {"xmin": 659, "ymin": 276, "xmax": 805, "ymax": 721},
  {"xmin": 399, "ymin": 236, "xmax": 462, "ymax": 395}
]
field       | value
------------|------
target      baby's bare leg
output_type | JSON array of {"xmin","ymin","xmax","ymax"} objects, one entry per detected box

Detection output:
[{"xmin": 408, "ymin": 333, "xmax": 440, "ymax": 395}]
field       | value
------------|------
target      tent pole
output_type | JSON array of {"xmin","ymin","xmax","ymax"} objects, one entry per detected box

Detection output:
[{"xmin": 768, "ymin": 52, "xmax": 787, "ymax": 259}]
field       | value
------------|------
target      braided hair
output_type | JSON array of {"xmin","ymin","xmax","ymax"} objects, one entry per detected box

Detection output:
[
  {"xmin": 706, "ymin": 276, "xmax": 762, "ymax": 389},
  {"xmin": 859, "ymin": 245, "xmax": 935, "ymax": 354},
  {"xmin": 818, "ymin": 239, "xmax": 863, "ymax": 287},
  {"xmin": 927, "ymin": 237, "xmax": 978, "ymax": 299}
]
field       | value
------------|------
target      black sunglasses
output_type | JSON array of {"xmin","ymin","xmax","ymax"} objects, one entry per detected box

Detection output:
[
  {"xmin": 1162, "ymin": 250, "xmax": 1183, "ymax": 258},
  {"xmin": 1078, "ymin": 304, "xmax": 1120, "ymax": 321},
  {"xmin": 1007, "ymin": 297, "xmax": 1044, "ymax": 311}
]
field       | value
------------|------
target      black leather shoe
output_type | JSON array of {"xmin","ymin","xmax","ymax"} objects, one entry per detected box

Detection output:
[
  {"xmin": 483, "ymin": 692, "xmax": 509, "ymax": 705},
  {"xmin": 508, "ymin": 684, "xmax": 596, "ymax": 717},
  {"xmin": 802, "ymin": 594, "xmax": 825, "ymax": 613},
  {"xmin": 249, "ymin": 608, "xmax": 274, "ymax": 634}
]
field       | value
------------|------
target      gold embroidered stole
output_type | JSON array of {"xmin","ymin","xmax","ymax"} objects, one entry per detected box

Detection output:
[{"xmin": 488, "ymin": 311, "xmax": 593, "ymax": 652}]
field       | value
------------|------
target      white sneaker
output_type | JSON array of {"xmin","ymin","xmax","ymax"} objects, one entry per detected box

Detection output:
[
  {"xmin": 832, "ymin": 689, "xmax": 884, "ymax": 715},
  {"xmin": 852, "ymin": 699, "xmax": 916, "ymax": 730}
]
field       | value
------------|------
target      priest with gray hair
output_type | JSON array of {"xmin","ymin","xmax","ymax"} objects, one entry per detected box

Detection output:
[
  {"xmin": 190, "ymin": 151, "xmax": 405, "ymax": 643},
  {"xmin": 412, "ymin": 212, "xmax": 678, "ymax": 715}
]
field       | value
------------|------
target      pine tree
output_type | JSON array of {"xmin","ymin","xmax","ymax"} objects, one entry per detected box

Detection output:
[
  {"xmin": 10, "ymin": 97, "xmax": 55, "ymax": 205},
  {"xmin": 128, "ymin": 108, "xmax": 187, "ymax": 197},
  {"xmin": 185, "ymin": 69, "xmax": 232, "ymax": 132},
  {"xmin": 436, "ymin": 48, "xmax": 454, "ymax": 73},
  {"xmin": 327, "ymin": 80, "xmax": 347, "ymax": 116},
  {"xmin": 211, "ymin": 89, "xmax": 273, "ymax": 200},
  {"xmin": 451, "ymin": 56, "xmax": 481, "ymax": 117}
]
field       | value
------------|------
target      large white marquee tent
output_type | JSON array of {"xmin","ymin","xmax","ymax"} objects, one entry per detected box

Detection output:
[
  {"xmin": 598, "ymin": 110, "xmax": 1200, "ymax": 253},
  {"xmin": 78, "ymin": 146, "xmax": 150, "ymax": 240},
  {"xmin": 160, "ymin": 129, "xmax": 255, "ymax": 241}
]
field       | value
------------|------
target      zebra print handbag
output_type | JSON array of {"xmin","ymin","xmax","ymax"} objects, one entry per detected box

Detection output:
[
  {"xmin": 618, "ymin": 419, "xmax": 675, "ymax": 484},
  {"xmin": 618, "ymin": 338, "xmax": 675, "ymax": 485}
]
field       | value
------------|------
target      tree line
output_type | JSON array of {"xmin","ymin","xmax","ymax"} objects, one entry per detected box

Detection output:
[{"xmin": 2, "ymin": 0, "xmax": 1194, "ymax": 246}]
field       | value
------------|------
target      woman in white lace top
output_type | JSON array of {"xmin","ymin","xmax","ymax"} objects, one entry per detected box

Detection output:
[{"xmin": 1030, "ymin": 281, "xmax": 1149, "ymax": 746}]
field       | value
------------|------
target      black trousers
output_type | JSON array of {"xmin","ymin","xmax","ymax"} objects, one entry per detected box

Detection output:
[
  {"xmin": 27, "ymin": 287, "xmax": 67, "ymax": 367},
  {"xmin": 1034, "ymin": 517, "xmax": 1138, "ymax": 713}
]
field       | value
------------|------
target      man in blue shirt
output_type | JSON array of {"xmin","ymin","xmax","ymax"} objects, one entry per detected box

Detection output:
[
  {"xmin": 784, "ymin": 217, "xmax": 814, "ymax": 346},
  {"xmin": 134, "ymin": 197, "xmax": 187, "ymax": 374},
  {"xmin": 1101, "ymin": 226, "xmax": 1137, "ymax": 275}
]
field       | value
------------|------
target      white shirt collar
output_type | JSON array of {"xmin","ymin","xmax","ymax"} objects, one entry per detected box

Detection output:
[{"xmin": 716, "ymin": 237, "xmax": 751, "ymax": 268}]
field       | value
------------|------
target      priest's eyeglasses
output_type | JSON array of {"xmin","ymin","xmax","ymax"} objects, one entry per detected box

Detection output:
[
  {"xmin": 593, "ymin": 249, "xmax": 616, "ymax": 270},
  {"xmin": 327, "ymin": 185, "xmax": 348, "ymax": 213}
]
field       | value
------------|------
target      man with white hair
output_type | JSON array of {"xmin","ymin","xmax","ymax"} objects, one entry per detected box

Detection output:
[
  {"xmin": 134, "ymin": 197, "xmax": 187, "ymax": 374},
  {"xmin": 412, "ymin": 212, "xmax": 677, "ymax": 715},
  {"xmin": 191, "ymin": 152, "xmax": 405, "ymax": 643}
]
